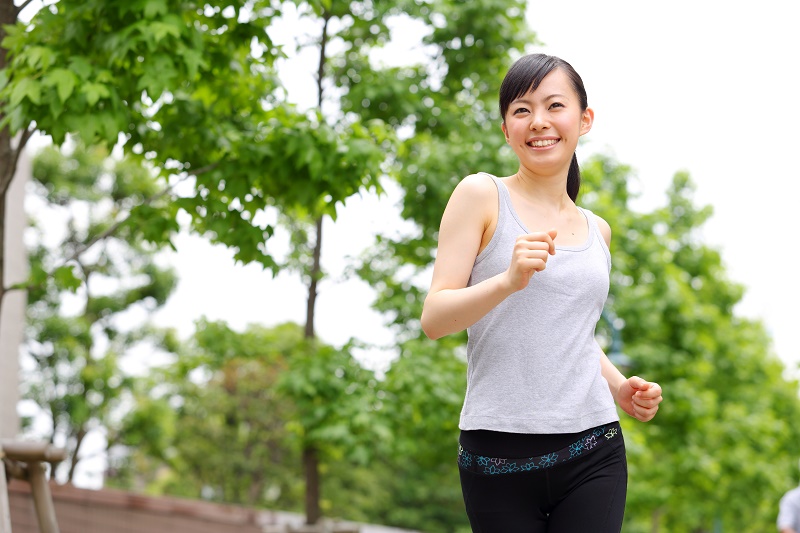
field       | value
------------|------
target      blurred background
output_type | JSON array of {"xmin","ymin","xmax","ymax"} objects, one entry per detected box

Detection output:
[{"xmin": 2, "ymin": 0, "xmax": 799, "ymax": 532}]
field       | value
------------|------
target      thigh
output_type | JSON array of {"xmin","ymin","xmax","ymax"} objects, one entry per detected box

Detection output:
[
  {"xmin": 460, "ymin": 468, "xmax": 548, "ymax": 533},
  {"xmin": 546, "ymin": 436, "xmax": 628, "ymax": 533}
]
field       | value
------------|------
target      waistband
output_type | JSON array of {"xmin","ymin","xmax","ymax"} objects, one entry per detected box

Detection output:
[{"xmin": 457, "ymin": 421, "xmax": 621, "ymax": 475}]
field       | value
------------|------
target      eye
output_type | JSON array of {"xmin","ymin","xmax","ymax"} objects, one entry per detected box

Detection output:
[
  {"xmin": 549, "ymin": 102, "xmax": 564, "ymax": 109},
  {"xmin": 513, "ymin": 107, "xmax": 529, "ymax": 115}
]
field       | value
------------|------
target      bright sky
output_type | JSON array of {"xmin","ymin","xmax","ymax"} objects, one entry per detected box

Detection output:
[{"xmin": 154, "ymin": 0, "xmax": 800, "ymax": 378}]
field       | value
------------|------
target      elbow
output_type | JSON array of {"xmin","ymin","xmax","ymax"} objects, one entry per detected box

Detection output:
[
  {"xmin": 422, "ymin": 327, "xmax": 443, "ymax": 341},
  {"xmin": 420, "ymin": 312, "xmax": 444, "ymax": 340}
]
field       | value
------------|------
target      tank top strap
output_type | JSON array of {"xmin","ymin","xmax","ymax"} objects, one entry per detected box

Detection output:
[
  {"xmin": 578, "ymin": 207, "xmax": 612, "ymax": 270},
  {"xmin": 478, "ymin": 172, "xmax": 511, "ymax": 226}
]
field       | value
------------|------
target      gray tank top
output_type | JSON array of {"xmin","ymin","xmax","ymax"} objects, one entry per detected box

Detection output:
[{"xmin": 459, "ymin": 173, "xmax": 619, "ymax": 433}]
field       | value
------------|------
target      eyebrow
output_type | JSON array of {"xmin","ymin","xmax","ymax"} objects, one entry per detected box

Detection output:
[{"xmin": 511, "ymin": 93, "xmax": 568, "ymax": 105}]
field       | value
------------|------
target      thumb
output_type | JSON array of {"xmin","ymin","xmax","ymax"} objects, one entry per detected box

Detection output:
[{"xmin": 629, "ymin": 376, "xmax": 648, "ymax": 390}]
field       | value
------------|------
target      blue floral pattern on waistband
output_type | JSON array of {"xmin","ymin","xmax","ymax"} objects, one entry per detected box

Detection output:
[{"xmin": 458, "ymin": 423, "xmax": 620, "ymax": 475}]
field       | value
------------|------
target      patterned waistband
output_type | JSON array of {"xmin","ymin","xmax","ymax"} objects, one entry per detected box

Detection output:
[{"xmin": 457, "ymin": 422, "xmax": 621, "ymax": 475}]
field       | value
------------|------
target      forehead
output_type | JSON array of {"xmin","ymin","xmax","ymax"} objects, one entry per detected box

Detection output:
[{"xmin": 514, "ymin": 68, "xmax": 575, "ymax": 101}]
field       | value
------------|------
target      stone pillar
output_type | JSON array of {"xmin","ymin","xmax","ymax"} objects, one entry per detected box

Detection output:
[{"xmin": 0, "ymin": 147, "xmax": 28, "ymax": 439}]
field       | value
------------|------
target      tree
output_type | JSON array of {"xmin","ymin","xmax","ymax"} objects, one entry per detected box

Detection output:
[
  {"xmin": 109, "ymin": 320, "xmax": 387, "ymax": 521},
  {"xmin": 22, "ymin": 141, "xmax": 178, "ymax": 483},
  {"xmin": 0, "ymin": 0, "xmax": 389, "ymax": 333},
  {"xmin": 2, "ymin": 1, "xmax": 389, "ymax": 523},
  {"xmin": 109, "ymin": 320, "xmax": 302, "ymax": 508}
]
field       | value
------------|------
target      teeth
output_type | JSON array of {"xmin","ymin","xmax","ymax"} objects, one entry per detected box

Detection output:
[{"xmin": 528, "ymin": 139, "xmax": 558, "ymax": 147}]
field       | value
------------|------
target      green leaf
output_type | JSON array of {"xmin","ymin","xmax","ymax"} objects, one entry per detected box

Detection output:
[
  {"xmin": 53, "ymin": 265, "xmax": 82, "ymax": 293},
  {"xmin": 81, "ymin": 82, "xmax": 110, "ymax": 106},
  {"xmin": 43, "ymin": 68, "xmax": 78, "ymax": 103},
  {"xmin": 10, "ymin": 77, "xmax": 41, "ymax": 106},
  {"xmin": 68, "ymin": 56, "xmax": 93, "ymax": 80},
  {"xmin": 144, "ymin": 0, "xmax": 168, "ymax": 18},
  {"xmin": 148, "ymin": 21, "xmax": 182, "ymax": 42}
]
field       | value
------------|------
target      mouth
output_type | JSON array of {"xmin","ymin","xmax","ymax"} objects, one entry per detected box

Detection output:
[{"xmin": 526, "ymin": 138, "xmax": 559, "ymax": 148}]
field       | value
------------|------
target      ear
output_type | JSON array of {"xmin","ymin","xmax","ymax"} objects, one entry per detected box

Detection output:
[
  {"xmin": 501, "ymin": 121, "xmax": 510, "ymax": 143},
  {"xmin": 579, "ymin": 107, "xmax": 594, "ymax": 136}
]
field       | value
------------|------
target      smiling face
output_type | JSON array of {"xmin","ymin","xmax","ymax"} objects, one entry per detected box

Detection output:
[{"xmin": 501, "ymin": 68, "xmax": 594, "ymax": 177}]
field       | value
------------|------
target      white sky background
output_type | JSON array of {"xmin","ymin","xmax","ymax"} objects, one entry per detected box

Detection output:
[
  {"xmin": 153, "ymin": 0, "xmax": 800, "ymax": 373},
  {"xmin": 19, "ymin": 0, "xmax": 800, "ymax": 487}
]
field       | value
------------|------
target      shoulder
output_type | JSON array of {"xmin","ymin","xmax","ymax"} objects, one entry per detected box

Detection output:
[
  {"xmin": 444, "ymin": 173, "xmax": 498, "ymax": 216},
  {"xmin": 454, "ymin": 172, "xmax": 497, "ymax": 198},
  {"xmin": 592, "ymin": 213, "xmax": 612, "ymax": 247}
]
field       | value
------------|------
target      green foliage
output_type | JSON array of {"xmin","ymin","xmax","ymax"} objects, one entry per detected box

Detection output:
[
  {"xmin": 21, "ymin": 142, "xmax": 179, "ymax": 483},
  {"xmin": 110, "ymin": 320, "xmax": 302, "ymax": 506},
  {"xmin": 278, "ymin": 338, "xmax": 388, "ymax": 466},
  {"xmin": 2, "ymin": 0, "xmax": 393, "ymax": 274},
  {"xmin": 110, "ymin": 320, "xmax": 388, "ymax": 512},
  {"xmin": 372, "ymin": 336, "xmax": 470, "ymax": 531}
]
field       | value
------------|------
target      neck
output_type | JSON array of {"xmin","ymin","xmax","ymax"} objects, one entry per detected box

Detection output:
[{"xmin": 512, "ymin": 168, "xmax": 573, "ymax": 211}]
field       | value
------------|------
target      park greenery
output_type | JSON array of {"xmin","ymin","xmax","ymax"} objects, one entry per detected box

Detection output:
[{"xmin": 4, "ymin": 0, "xmax": 800, "ymax": 532}]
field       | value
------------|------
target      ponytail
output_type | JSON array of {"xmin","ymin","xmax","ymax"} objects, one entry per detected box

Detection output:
[{"xmin": 567, "ymin": 153, "xmax": 580, "ymax": 202}]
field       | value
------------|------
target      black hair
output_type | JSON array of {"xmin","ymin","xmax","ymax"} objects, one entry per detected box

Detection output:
[{"xmin": 499, "ymin": 54, "xmax": 588, "ymax": 202}]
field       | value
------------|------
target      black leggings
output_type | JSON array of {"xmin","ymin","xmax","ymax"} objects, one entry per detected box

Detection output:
[{"xmin": 458, "ymin": 423, "xmax": 627, "ymax": 533}]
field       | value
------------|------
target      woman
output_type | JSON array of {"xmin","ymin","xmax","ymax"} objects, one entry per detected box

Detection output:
[{"xmin": 420, "ymin": 53, "xmax": 663, "ymax": 532}]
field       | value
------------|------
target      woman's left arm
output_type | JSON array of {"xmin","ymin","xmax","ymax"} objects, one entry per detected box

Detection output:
[
  {"xmin": 600, "ymin": 353, "xmax": 663, "ymax": 422},
  {"xmin": 596, "ymin": 215, "xmax": 663, "ymax": 421}
]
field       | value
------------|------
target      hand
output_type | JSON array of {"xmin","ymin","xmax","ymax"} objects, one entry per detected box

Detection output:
[
  {"xmin": 506, "ymin": 228, "xmax": 557, "ymax": 291},
  {"xmin": 615, "ymin": 376, "xmax": 662, "ymax": 422}
]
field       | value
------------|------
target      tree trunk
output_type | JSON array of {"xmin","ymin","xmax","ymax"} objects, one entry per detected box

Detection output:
[
  {"xmin": 0, "ymin": 0, "xmax": 17, "ymax": 312},
  {"xmin": 304, "ymin": 216, "xmax": 324, "ymax": 340},
  {"xmin": 302, "ymin": 445, "xmax": 321, "ymax": 525},
  {"xmin": 651, "ymin": 506, "xmax": 663, "ymax": 533},
  {"xmin": 300, "ymin": 10, "xmax": 331, "ymax": 526},
  {"xmin": 0, "ymin": 0, "xmax": 33, "ymax": 308}
]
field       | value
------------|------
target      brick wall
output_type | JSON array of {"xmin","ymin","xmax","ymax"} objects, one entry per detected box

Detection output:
[
  {"xmin": 8, "ymin": 481, "xmax": 423, "ymax": 533},
  {"xmin": 9, "ymin": 480, "xmax": 289, "ymax": 533}
]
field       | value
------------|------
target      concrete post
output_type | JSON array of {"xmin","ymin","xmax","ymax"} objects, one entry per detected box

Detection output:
[
  {"xmin": 0, "ymin": 147, "xmax": 28, "ymax": 439},
  {"xmin": 0, "ymin": 455, "xmax": 11, "ymax": 533},
  {"xmin": 28, "ymin": 462, "xmax": 59, "ymax": 533}
]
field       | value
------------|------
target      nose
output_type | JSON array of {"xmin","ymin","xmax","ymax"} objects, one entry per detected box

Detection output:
[{"xmin": 529, "ymin": 113, "xmax": 548, "ymax": 131}]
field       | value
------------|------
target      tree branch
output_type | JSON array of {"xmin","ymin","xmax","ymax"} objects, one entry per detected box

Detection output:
[
  {"xmin": 14, "ymin": 0, "xmax": 36, "ymax": 17},
  {"xmin": 6, "ymin": 162, "xmax": 218, "ymax": 294},
  {"xmin": 8, "ymin": 126, "xmax": 33, "ymax": 183}
]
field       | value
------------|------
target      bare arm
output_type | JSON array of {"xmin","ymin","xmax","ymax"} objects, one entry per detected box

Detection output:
[
  {"xmin": 420, "ymin": 175, "xmax": 556, "ymax": 340},
  {"xmin": 596, "ymin": 218, "xmax": 662, "ymax": 421}
]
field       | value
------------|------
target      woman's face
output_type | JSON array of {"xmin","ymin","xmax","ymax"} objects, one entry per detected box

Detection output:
[{"xmin": 501, "ymin": 68, "xmax": 593, "ymax": 176}]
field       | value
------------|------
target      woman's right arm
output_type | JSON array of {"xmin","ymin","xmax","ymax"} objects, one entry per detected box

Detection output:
[{"xmin": 420, "ymin": 175, "xmax": 555, "ymax": 340}]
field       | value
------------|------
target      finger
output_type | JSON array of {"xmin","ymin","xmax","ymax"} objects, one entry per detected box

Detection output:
[
  {"xmin": 634, "ymin": 385, "xmax": 662, "ymax": 400},
  {"xmin": 547, "ymin": 228, "xmax": 557, "ymax": 254},
  {"xmin": 517, "ymin": 241, "xmax": 555, "ymax": 253},
  {"xmin": 520, "ymin": 232, "xmax": 556, "ymax": 246},
  {"xmin": 633, "ymin": 404, "xmax": 658, "ymax": 422},
  {"xmin": 521, "ymin": 231, "xmax": 557, "ymax": 255},
  {"xmin": 634, "ymin": 395, "xmax": 663, "ymax": 409}
]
